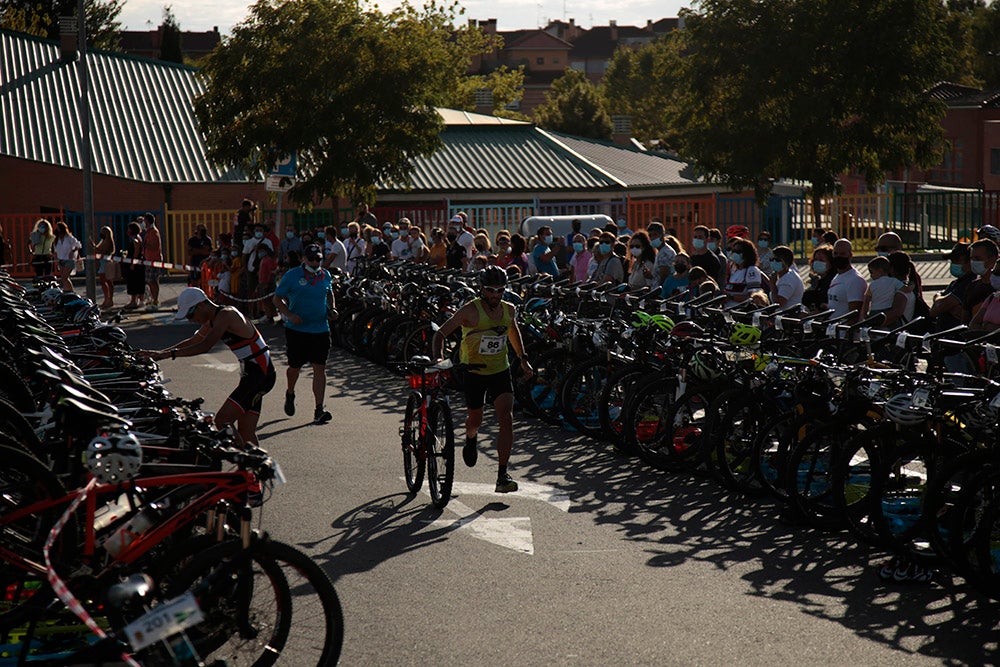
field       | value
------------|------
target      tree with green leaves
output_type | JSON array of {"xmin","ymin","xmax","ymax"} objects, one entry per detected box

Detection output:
[
  {"xmin": 660, "ymin": 0, "xmax": 956, "ymax": 220},
  {"xmin": 195, "ymin": 0, "xmax": 506, "ymax": 205},
  {"xmin": 0, "ymin": 0, "xmax": 123, "ymax": 50},
  {"xmin": 604, "ymin": 40, "xmax": 675, "ymax": 144},
  {"xmin": 158, "ymin": 5, "xmax": 182, "ymax": 63},
  {"xmin": 533, "ymin": 68, "xmax": 613, "ymax": 140}
]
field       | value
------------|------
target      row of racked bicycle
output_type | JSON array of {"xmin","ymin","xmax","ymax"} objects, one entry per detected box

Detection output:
[
  {"xmin": 335, "ymin": 256, "xmax": 1000, "ymax": 593},
  {"xmin": 0, "ymin": 281, "xmax": 343, "ymax": 666}
]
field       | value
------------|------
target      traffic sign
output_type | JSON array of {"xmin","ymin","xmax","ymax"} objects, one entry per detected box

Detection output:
[
  {"xmin": 266, "ymin": 174, "xmax": 295, "ymax": 192},
  {"xmin": 269, "ymin": 153, "xmax": 296, "ymax": 178}
]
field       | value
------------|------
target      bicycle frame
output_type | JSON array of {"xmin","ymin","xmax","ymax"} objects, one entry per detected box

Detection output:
[{"xmin": 0, "ymin": 470, "xmax": 256, "ymax": 580}]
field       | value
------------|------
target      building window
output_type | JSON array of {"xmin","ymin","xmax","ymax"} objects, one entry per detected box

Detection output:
[
  {"xmin": 930, "ymin": 138, "xmax": 963, "ymax": 183},
  {"xmin": 612, "ymin": 115, "xmax": 632, "ymax": 135},
  {"xmin": 553, "ymin": 57, "xmax": 559, "ymax": 64},
  {"xmin": 992, "ymin": 148, "xmax": 1000, "ymax": 175},
  {"xmin": 536, "ymin": 57, "xmax": 544, "ymax": 65}
]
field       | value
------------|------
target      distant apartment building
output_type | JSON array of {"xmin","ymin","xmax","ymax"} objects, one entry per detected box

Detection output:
[
  {"xmin": 118, "ymin": 24, "xmax": 221, "ymax": 62},
  {"xmin": 468, "ymin": 17, "xmax": 678, "ymax": 114}
]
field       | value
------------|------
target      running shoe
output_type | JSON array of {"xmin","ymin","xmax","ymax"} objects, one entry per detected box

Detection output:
[
  {"xmin": 495, "ymin": 473, "xmax": 518, "ymax": 493},
  {"xmin": 314, "ymin": 405, "xmax": 332, "ymax": 424},
  {"xmin": 463, "ymin": 435, "xmax": 478, "ymax": 467}
]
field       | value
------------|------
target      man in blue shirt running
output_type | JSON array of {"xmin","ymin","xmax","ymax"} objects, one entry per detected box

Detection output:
[{"xmin": 273, "ymin": 244, "xmax": 337, "ymax": 424}]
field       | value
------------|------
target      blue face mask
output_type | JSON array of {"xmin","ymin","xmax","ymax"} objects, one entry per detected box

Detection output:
[
  {"xmin": 254, "ymin": 231, "xmax": 263, "ymax": 239},
  {"xmin": 692, "ymin": 238, "xmax": 706, "ymax": 250},
  {"xmin": 769, "ymin": 260, "xmax": 784, "ymax": 273},
  {"xmin": 544, "ymin": 235, "xmax": 553, "ymax": 245},
  {"xmin": 317, "ymin": 232, "xmax": 325, "ymax": 240},
  {"xmin": 877, "ymin": 251, "xmax": 889, "ymax": 258},
  {"xmin": 758, "ymin": 240, "xmax": 769, "ymax": 249},
  {"xmin": 391, "ymin": 231, "xmax": 400, "ymax": 240},
  {"xmin": 707, "ymin": 241, "xmax": 718, "ymax": 252},
  {"xmin": 810, "ymin": 237, "xmax": 820, "ymax": 247},
  {"xmin": 650, "ymin": 237, "xmax": 662, "ymax": 249},
  {"xmin": 950, "ymin": 262, "xmax": 966, "ymax": 278},
  {"xmin": 729, "ymin": 252, "xmax": 743, "ymax": 265},
  {"xmin": 812, "ymin": 260, "xmax": 827, "ymax": 274},
  {"xmin": 617, "ymin": 219, "xmax": 627, "ymax": 228},
  {"xmin": 573, "ymin": 242, "xmax": 584, "ymax": 253},
  {"xmin": 972, "ymin": 260, "xmax": 988, "ymax": 276},
  {"xmin": 599, "ymin": 243, "xmax": 612, "ymax": 254},
  {"xmin": 286, "ymin": 231, "xmax": 295, "ymax": 239},
  {"xmin": 340, "ymin": 227, "xmax": 349, "ymax": 236}
]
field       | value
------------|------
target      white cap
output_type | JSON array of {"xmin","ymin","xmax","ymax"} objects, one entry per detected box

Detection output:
[
  {"xmin": 450, "ymin": 215, "xmax": 463, "ymax": 224},
  {"xmin": 175, "ymin": 287, "xmax": 208, "ymax": 320}
]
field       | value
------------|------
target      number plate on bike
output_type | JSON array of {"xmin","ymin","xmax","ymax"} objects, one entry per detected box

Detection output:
[
  {"xmin": 124, "ymin": 591, "xmax": 204, "ymax": 651},
  {"xmin": 911, "ymin": 388, "xmax": 930, "ymax": 408}
]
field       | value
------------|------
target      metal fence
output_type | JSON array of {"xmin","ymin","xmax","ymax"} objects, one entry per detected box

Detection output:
[{"xmin": 9, "ymin": 189, "xmax": 1000, "ymax": 277}]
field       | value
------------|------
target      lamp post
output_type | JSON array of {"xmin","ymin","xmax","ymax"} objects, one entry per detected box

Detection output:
[{"xmin": 76, "ymin": 0, "xmax": 97, "ymax": 301}]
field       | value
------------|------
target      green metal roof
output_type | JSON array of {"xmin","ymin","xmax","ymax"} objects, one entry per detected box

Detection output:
[
  {"xmin": 0, "ymin": 29, "xmax": 244, "ymax": 182},
  {"xmin": 383, "ymin": 124, "xmax": 701, "ymax": 194},
  {"xmin": 2, "ymin": 29, "xmax": 701, "ymax": 194}
]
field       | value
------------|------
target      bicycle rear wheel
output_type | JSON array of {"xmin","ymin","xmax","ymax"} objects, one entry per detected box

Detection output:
[
  {"xmin": 426, "ymin": 400, "xmax": 455, "ymax": 509},
  {"xmin": 402, "ymin": 392, "xmax": 425, "ymax": 494}
]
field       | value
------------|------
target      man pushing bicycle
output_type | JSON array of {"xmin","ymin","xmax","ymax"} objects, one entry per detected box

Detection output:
[{"xmin": 432, "ymin": 266, "xmax": 533, "ymax": 492}]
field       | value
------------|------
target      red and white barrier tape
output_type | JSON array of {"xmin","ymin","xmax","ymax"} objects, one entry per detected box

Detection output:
[
  {"xmin": 43, "ymin": 478, "xmax": 142, "ymax": 667},
  {"xmin": 216, "ymin": 289, "xmax": 276, "ymax": 304}
]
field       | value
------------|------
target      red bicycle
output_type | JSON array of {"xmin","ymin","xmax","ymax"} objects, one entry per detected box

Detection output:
[{"xmin": 399, "ymin": 358, "xmax": 481, "ymax": 509}]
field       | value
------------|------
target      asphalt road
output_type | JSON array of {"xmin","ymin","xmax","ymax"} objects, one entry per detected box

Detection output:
[{"xmin": 122, "ymin": 313, "xmax": 999, "ymax": 666}]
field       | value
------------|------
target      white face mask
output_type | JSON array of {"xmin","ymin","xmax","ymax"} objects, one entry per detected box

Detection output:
[
  {"xmin": 991, "ymin": 272, "xmax": 1000, "ymax": 291},
  {"xmin": 630, "ymin": 247, "xmax": 642, "ymax": 257}
]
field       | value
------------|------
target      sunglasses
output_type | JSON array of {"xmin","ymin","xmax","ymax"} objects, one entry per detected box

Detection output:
[
  {"xmin": 482, "ymin": 286, "xmax": 505, "ymax": 294},
  {"xmin": 184, "ymin": 304, "xmax": 198, "ymax": 320},
  {"xmin": 304, "ymin": 255, "xmax": 322, "ymax": 262}
]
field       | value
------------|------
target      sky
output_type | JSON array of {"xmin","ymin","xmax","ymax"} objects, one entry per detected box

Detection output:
[{"xmin": 117, "ymin": 0, "xmax": 690, "ymax": 34}]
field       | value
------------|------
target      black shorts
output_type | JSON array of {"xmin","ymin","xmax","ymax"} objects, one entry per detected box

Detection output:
[
  {"xmin": 463, "ymin": 369, "xmax": 514, "ymax": 411},
  {"xmin": 285, "ymin": 327, "xmax": 331, "ymax": 368},
  {"xmin": 228, "ymin": 358, "xmax": 277, "ymax": 414}
]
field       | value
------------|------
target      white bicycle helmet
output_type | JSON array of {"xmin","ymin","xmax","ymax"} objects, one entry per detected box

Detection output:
[
  {"xmin": 85, "ymin": 433, "xmax": 143, "ymax": 483},
  {"xmin": 884, "ymin": 393, "xmax": 930, "ymax": 427}
]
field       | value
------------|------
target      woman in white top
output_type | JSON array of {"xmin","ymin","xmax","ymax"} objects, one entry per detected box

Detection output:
[
  {"xmin": 626, "ymin": 231, "xmax": 656, "ymax": 288},
  {"xmin": 52, "ymin": 221, "xmax": 82, "ymax": 291},
  {"xmin": 724, "ymin": 239, "xmax": 763, "ymax": 308},
  {"xmin": 768, "ymin": 245, "xmax": 804, "ymax": 311}
]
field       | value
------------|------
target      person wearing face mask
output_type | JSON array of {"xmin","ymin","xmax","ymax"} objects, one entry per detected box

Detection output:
[
  {"xmin": 390, "ymin": 218, "xmax": 412, "ymax": 259},
  {"xmin": 564, "ymin": 219, "xmax": 582, "ymax": 257},
  {"xmin": 570, "ymin": 233, "xmax": 592, "ymax": 281},
  {"xmin": 756, "ymin": 230, "xmax": 774, "ymax": 268},
  {"xmin": 140, "ymin": 213, "xmax": 163, "ymax": 311},
  {"xmin": 767, "ymin": 245, "xmax": 804, "ymax": 312},
  {"xmin": 648, "ymin": 221, "xmax": 676, "ymax": 287},
  {"xmin": 367, "ymin": 228, "xmax": 389, "ymax": 261},
  {"xmin": 532, "ymin": 226, "xmax": 559, "ymax": 277},
  {"xmin": 494, "ymin": 232, "xmax": 513, "ymax": 269},
  {"xmin": 824, "ymin": 239, "xmax": 867, "ymax": 322},
  {"xmin": 616, "ymin": 217, "xmax": 630, "ymax": 238},
  {"xmin": 627, "ymin": 231, "xmax": 657, "ymax": 288},
  {"xmin": 322, "ymin": 225, "xmax": 346, "ymax": 272},
  {"xmin": 508, "ymin": 234, "xmax": 530, "ymax": 275},
  {"xmin": 591, "ymin": 232, "xmax": 624, "ymax": 285},
  {"xmin": 689, "ymin": 225, "xmax": 722, "ymax": 285},
  {"xmin": 427, "ymin": 227, "xmax": 447, "ymax": 268},
  {"xmin": 449, "ymin": 215, "xmax": 476, "ymax": 269},
  {"xmin": 875, "ymin": 232, "xmax": 902, "ymax": 257},
  {"xmin": 343, "ymin": 221, "xmax": 366, "ymax": 274},
  {"xmin": 273, "ymin": 244, "xmax": 337, "ymax": 425},
  {"xmin": 660, "ymin": 252, "xmax": 691, "ymax": 298},
  {"xmin": 802, "ymin": 244, "xmax": 835, "ymax": 312},
  {"xmin": 278, "ymin": 228, "xmax": 303, "ymax": 267},
  {"xmin": 961, "ymin": 237, "xmax": 999, "ymax": 323},
  {"xmin": 969, "ymin": 259, "xmax": 1000, "ymax": 331},
  {"xmin": 187, "ymin": 224, "xmax": 213, "ymax": 286},
  {"xmin": 723, "ymin": 238, "xmax": 762, "ymax": 307}
]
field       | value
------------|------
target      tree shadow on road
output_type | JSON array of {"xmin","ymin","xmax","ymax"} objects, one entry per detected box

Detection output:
[{"xmin": 321, "ymin": 349, "xmax": 1000, "ymax": 662}]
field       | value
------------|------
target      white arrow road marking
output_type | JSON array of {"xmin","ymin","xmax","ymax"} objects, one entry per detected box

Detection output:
[
  {"xmin": 194, "ymin": 362, "xmax": 241, "ymax": 373},
  {"xmin": 449, "ymin": 480, "xmax": 571, "ymax": 512},
  {"xmin": 410, "ymin": 479, "xmax": 572, "ymax": 555}
]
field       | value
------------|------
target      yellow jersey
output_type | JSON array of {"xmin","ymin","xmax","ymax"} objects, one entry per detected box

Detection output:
[{"xmin": 460, "ymin": 298, "xmax": 513, "ymax": 375}]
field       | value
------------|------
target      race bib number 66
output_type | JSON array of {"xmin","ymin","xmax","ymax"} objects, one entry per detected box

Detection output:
[{"xmin": 479, "ymin": 335, "xmax": 506, "ymax": 355}]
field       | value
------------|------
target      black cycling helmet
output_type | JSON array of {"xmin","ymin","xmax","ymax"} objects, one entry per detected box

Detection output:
[{"xmin": 480, "ymin": 265, "xmax": 508, "ymax": 287}]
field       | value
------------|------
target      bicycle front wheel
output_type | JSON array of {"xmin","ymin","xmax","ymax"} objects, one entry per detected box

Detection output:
[
  {"xmin": 167, "ymin": 536, "xmax": 343, "ymax": 667},
  {"xmin": 426, "ymin": 400, "xmax": 455, "ymax": 509},
  {"xmin": 402, "ymin": 392, "xmax": 425, "ymax": 494}
]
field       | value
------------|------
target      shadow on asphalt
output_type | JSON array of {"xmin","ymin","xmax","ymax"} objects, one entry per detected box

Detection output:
[{"xmin": 311, "ymin": 346, "xmax": 998, "ymax": 663}]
